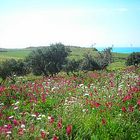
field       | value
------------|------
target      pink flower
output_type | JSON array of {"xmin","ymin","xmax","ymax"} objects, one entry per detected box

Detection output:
[
  {"xmin": 66, "ymin": 125, "xmax": 72, "ymax": 136},
  {"xmin": 122, "ymin": 107, "xmax": 127, "ymax": 112},
  {"xmin": 41, "ymin": 130, "xmax": 46, "ymax": 139},
  {"xmin": 13, "ymin": 119, "xmax": 19, "ymax": 126},
  {"xmin": 137, "ymin": 99, "xmax": 140, "ymax": 105},
  {"xmin": 57, "ymin": 119, "xmax": 62, "ymax": 129},
  {"xmin": 0, "ymin": 86, "xmax": 5, "ymax": 92},
  {"xmin": 53, "ymin": 135, "xmax": 59, "ymax": 140},
  {"xmin": 122, "ymin": 95, "xmax": 132, "ymax": 102},
  {"xmin": 91, "ymin": 101, "xmax": 101, "ymax": 108},
  {"xmin": 18, "ymin": 128, "xmax": 24, "ymax": 135},
  {"xmin": 128, "ymin": 105, "xmax": 134, "ymax": 112},
  {"xmin": 48, "ymin": 116, "xmax": 54, "ymax": 124},
  {"xmin": 41, "ymin": 94, "xmax": 46, "ymax": 103},
  {"xmin": 7, "ymin": 124, "xmax": 12, "ymax": 129}
]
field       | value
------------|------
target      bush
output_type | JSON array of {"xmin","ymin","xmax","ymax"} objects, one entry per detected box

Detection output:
[
  {"xmin": 63, "ymin": 59, "xmax": 81, "ymax": 75},
  {"xmin": 0, "ymin": 59, "xmax": 29, "ymax": 81},
  {"xmin": 97, "ymin": 47, "xmax": 113, "ymax": 69},
  {"xmin": 126, "ymin": 52, "xmax": 140, "ymax": 66},
  {"xmin": 26, "ymin": 43, "xmax": 70, "ymax": 76},
  {"xmin": 80, "ymin": 53, "xmax": 100, "ymax": 71}
]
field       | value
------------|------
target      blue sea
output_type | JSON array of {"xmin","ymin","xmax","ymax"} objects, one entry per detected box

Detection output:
[{"xmin": 97, "ymin": 47, "xmax": 140, "ymax": 53}]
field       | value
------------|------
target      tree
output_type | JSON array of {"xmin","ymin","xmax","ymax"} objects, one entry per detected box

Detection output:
[
  {"xmin": 63, "ymin": 59, "xmax": 81, "ymax": 75},
  {"xmin": 126, "ymin": 52, "xmax": 140, "ymax": 66},
  {"xmin": 80, "ymin": 53, "xmax": 100, "ymax": 71},
  {"xmin": 97, "ymin": 47, "xmax": 113, "ymax": 69},
  {"xmin": 26, "ymin": 43, "xmax": 70, "ymax": 76},
  {"xmin": 26, "ymin": 48, "xmax": 48, "ymax": 75},
  {"xmin": 0, "ymin": 59, "xmax": 29, "ymax": 81}
]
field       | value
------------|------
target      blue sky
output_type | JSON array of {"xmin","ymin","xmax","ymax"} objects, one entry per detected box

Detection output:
[{"xmin": 0, "ymin": 0, "xmax": 140, "ymax": 48}]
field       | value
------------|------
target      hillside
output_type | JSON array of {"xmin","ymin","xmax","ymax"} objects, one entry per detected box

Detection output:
[{"xmin": 0, "ymin": 46, "xmax": 129, "ymax": 62}]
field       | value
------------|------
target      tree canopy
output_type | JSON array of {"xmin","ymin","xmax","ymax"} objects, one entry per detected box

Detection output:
[{"xmin": 26, "ymin": 43, "xmax": 70, "ymax": 76}]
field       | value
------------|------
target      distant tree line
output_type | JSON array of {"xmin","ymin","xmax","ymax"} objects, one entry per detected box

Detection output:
[{"xmin": 0, "ymin": 43, "xmax": 139, "ymax": 81}]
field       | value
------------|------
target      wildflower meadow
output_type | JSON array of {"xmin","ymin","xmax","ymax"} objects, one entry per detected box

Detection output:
[{"xmin": 0, "ymin": 66, "xmax": 140, "ymax": 140}]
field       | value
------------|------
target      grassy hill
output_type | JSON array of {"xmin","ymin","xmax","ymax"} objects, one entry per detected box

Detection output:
[{"xmin": 0, "ymin": 46, "xmax": 129, "ymax": 61}]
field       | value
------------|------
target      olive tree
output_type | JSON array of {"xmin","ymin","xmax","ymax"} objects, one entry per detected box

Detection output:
[{"xmin": 27, "ymin": 43, "xmax": 70, "ymax": 76}]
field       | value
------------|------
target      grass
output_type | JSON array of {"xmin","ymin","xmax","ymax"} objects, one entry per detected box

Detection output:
[
  {"xmin": 107, "ymin": 62, "xmax": 126, "ymax": 71},
  {"xmin": 0, "ymin": 46, "xmax": 129, "ymax": 62},
  {"xmin": 0, "ymin": 66, "xmax": 140, "ymax": 139},
  {"xmin": 0, "ymin": 49, "xmax": 32, "ymax": 61}
]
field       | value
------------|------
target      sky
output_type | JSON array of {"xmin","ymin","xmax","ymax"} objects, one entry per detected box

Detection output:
[{"xmin": 0, "ymin": 0, "xmax": 140, "ymax": 48}]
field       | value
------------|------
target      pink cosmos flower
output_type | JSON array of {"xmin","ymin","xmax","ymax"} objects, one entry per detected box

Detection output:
[{"xmin": 66, "ymin": 125, "xmax": 72, "ymax": 136}]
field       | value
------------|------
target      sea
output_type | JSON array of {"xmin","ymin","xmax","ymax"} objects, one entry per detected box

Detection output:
[{"xmin": 97, "ymin": 47, "xmax": 140, "ymax": 53}]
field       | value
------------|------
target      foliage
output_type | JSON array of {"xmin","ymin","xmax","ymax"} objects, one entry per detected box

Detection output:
[
  {"xmin": 126, "ymin": 52, "xmax": 140, "ymax": 66},
  {"xmin": 26, "ymin": 43, "xmax": 70, "ymax": 76},
  {"xmin": 97, "ymin": 47, "xmax": 113, "ymax": 69},
  {"xmin": 107, "ymin": 62, "xmax": 126, "ymax": 71},
  {"xmin": 63, "ymin": 59, "xmax": 82, "ymax": 74},
  {"xmin": 0, "ymin": 59, "xmax": 29, "ymax": 81},
  {"xmin": 80, "ymin": 53, "xmax": 100, "ymax": 71}
]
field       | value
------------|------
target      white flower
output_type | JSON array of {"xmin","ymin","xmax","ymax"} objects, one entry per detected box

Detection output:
[
  {"xmin": 31, "ymin": 114, "xmax": 36, "ymax": 117},
  {"xmin": 8, "ymin": 116, "xmax": 14, "ymax": 119},
  {"xmin": 48, "ymin": 116, "xmax": 51, "ymax": 120},
  {"xmin": 79, "ymin": 84, "xmax": 84, "ymax": 87},
  {"xmin": 6, "ymin": 131, "xmax": 12, "ymax": 134},
  {"xmin": 14, "ymin": 106, "xmax": 18, "ymax": 110},
  {"xmin": 21, "ymin": 124, "xmax": 25, "ymax": 128},
  {"xmin": 42, "ymin": 115, "xmax": 45, "ymax": 118},
  {"xmin": 37, "ymin": 117, "xmax": 41, "ymax": 120},
  {"xmin": 84, "ymin": 93, "xmax": 89, "ymax": 96},
  {"xmin": 0, "ymin": 103, "xmax": 4, "ymax": 106},
  {"xmin": 15, "ymin": 101, "xmax": 19, "ymax": 105},
  {"xmin": 82, "ymin": 109, "xmax": 86, "ymax": 112}
]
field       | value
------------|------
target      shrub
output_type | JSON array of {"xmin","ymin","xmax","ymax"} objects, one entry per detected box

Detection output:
[
  {"xmin": 97, "ymin": 47, "xmax": 113, "ymax": 69},
  {"xmin": 0, "ymin": 59, "xmax": 29, "ymax": 81},
  {"xmin": 126, "ymin": 52, "xmax": 140, "ymax": 66},
  {"xmin": 26, "ymin": 43, "xmax": 70, "ymax": 76},
  {"xmin": 63, "ymin": 59, "xmax": 81, "ymax": 75},
  {"xmin": 80, "ymin": 53, "xmax": 100, "ymax": 71}
]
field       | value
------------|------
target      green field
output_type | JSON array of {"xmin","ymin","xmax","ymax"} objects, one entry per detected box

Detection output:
[
  {"xmin": 0, "ymin": 46, "xmax": 129, "ymax": 61},
  {"xmin": 0, "ymin": 49, "xmax": 32, "ymax": 60}
]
